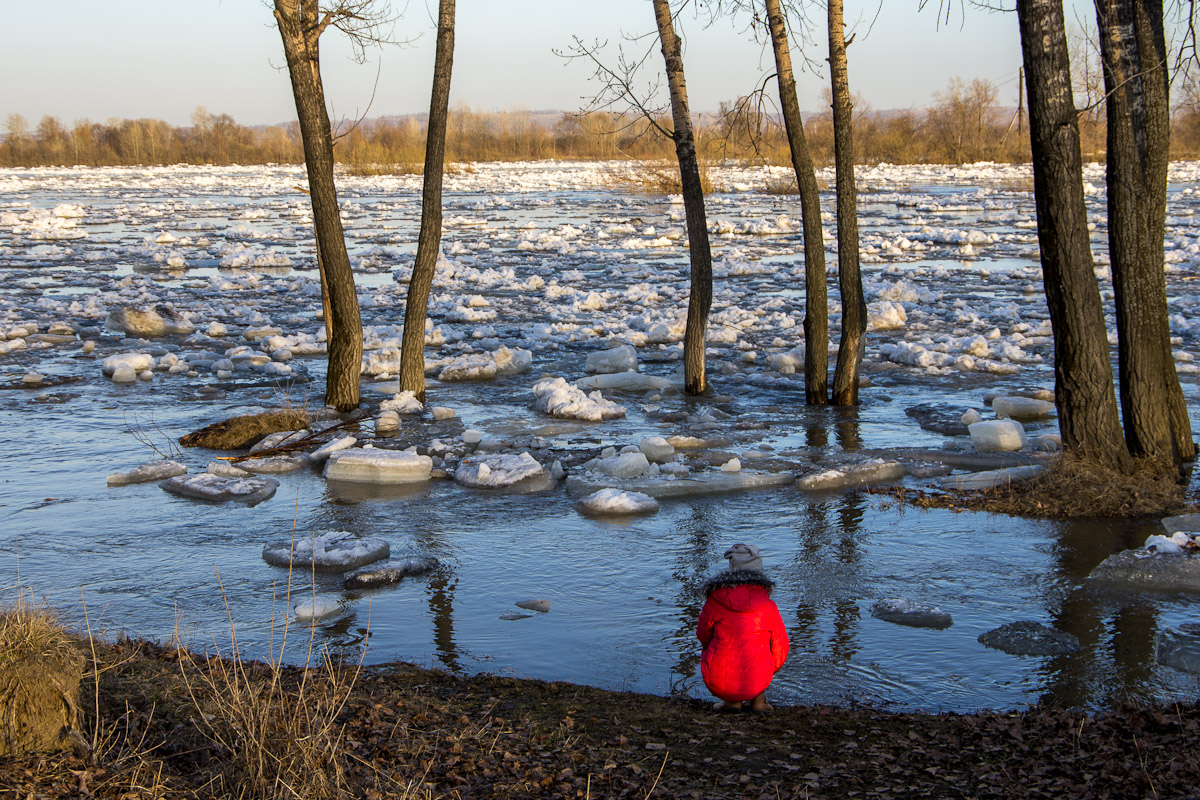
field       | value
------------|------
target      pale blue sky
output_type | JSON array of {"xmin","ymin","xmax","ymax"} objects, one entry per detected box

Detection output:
[{"xmin": 1, "ymin": 1, "xmax": 1034, "ymax": 128}]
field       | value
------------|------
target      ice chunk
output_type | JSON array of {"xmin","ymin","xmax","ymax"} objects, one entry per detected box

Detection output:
[
  {"xmin": 566, "ymin": 471, "xmax": 792, "ymax": 499},
  {"xmin": 968, "ymin": 419, "xmax": 1027, "ymax": 453},
  {"xmin": 102, "ymin": 352, "xmax": 154, "ymax": 376},
  {"xmin": 992, "ymin": 396, "xmax": 1055, "ymax": 419},
  {"xmin": 589, "ymin": 451, "xmax": 652, "ymax": 479},
  {"xmin": 869, "ymin": 598, "xmax": 952, "ymax": 630},
  {"xmin": 585, "ymin": 345, "xmax": 637, "ymax": 374},
  {"xmin": 1089, "ymin": 549, "xmax": 1200, "ymax": 593},
  {"xmin": 1161, "ymin": 513, "xmax": 1200, "ymax": 534},
  {"xmin": 431, "ymin": 406, "xmax": 456, "ymax": 421},
  {"xmin": 162, "ymin": 472, "xmax": 278, "ymax": 505},
  {"xmin": 575, "ymin": 372, "xmax": 671, "ymax": 392},
  {"xmin": 106, "ymin": 305, "xmax": 194, "ymax": 338},
  {"xmin": 454, "ymin": 452, "xmax": 553, "ymax": 491},
  {"xmin": 343, "ymin": 556, "xmax": 439, "ymax": 589},
  {"xmin": 576, "ymin": 488, "xmax": 660, "ymax": 516},
  {"xmin": 516, "ymin": 599, "xmax": 551, "ymax": 613},
  {"xmin": 381, "ymin": 391, "xmax": 423, "ymax": 415},
  {"xmin": 937, "ymin": 464, "xmax": 1045, "ymax": 491},
  {"xmin": 376, "ymin": 410, "xmax": 401, "ymax": 432},
  {"xmin": 532, "ymin": 377, "xmax": 625, "ymax": 421},
  {"xmin": 262, "ymin": 531, "xmax": 389, "ymax": 573},
  {"xmin": 639, "ymin": 437, "xmax": 675, "ymax": 463},
  {"xmin": 720, "ymin": 458, "xmax": 742, "ymax": 473},
  {"xmin": 107, "ymin": 459, "xmax": 188, "ymax": 487},
  {"xmin": 308, "ymin": 435, "xmax": 356, "ymax": 462},
  {"xmin": 978, "ymin": 621, "xmax": 1080, "ymax": 656},
  {"xmin": 797, "ymin": 460, "xmax": 906, "ymax": 491},
  {"xmin": 323, "ymin": 449, "xmax": 432, "ymax": 484},
  {"xmin": 293, "ymin": 595, "xmax": 349, "ymax": 622}
]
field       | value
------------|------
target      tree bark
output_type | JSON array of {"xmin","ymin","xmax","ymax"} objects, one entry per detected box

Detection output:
[
  {"xmin": 653, "ymin": 0, "xmax": 713, "ymax": 396},
  {"xmin": 1095, "ymin": 0, "xmax": 1195, "ymax": 464},
  {"xmin": 273, "ymin": 0, "xmax": 363, "ymax": 412},
  {"xmin": 1016, "ymin": 0, "xmax": 1130, "ymax": 469},
  {"xmin": 400, "ymin": 0, "xmax": 455, "ymax": 401},
  {"xmin": 764, "ymin": 0, "xmax": 828, "ymax": 405},
  {"xmin": 827, "ymin": 0, "xmax": 866, "ymax": 406}
]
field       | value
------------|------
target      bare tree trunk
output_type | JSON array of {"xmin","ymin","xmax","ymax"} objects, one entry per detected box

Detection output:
[
  {"xmin": 827, "ymin": 0, "xmax": 866, "ymax": 406},
  {"xmin": 764, "ymin": 0, "xmax": 827, "ymax": 405},
  {"xmin": 1016, "ymin": 0, "xmax": 1130, "ymax": 469},
  {"xmin": 653, "ymin": 0, "xmax": 713, "ymax": 396},
  {"xmin": 400, "ymin": 0, "xmax": 455, "ymax": 401},
  {"xmin": 273, "ymin": 0, "xmax": 362, "ymax": 412},
  {"xmin": 1095, "ymin": 0, "xmax": 1195, "ymax": 464}
]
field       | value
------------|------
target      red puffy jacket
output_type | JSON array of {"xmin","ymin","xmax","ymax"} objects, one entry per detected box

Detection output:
[{"xmin": 697, "ymin": 571, "xmax": 789, "ymax": 702}]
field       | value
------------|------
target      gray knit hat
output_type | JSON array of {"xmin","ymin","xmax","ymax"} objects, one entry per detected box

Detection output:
[{"xmin": 724, "ymin": 543, "xmax": 763, "ymax": 572}]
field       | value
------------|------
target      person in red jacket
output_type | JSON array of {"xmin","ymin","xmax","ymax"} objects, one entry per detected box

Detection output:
[{"xmin": 697, "ymin": 543, "xmax": 789, "ymax": 713}]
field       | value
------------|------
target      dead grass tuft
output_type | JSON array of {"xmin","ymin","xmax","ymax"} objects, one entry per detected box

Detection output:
[
  {"xmin": 878, "ymin": 454, "xmax": 1194, "ymax": 519},
  {"xmin": 0, "ymin": 593, "xmax": 79, "ymax": 671}
]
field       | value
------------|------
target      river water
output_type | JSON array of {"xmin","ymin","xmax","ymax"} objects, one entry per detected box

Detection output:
[{"xmin": 1, "ymin": 160, "xmax": 1199, "ymax": 712}]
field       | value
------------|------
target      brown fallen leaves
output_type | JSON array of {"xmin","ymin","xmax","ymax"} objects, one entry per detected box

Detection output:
[{"xmin": 1, "ymin": 638, "xmax": 1198, "ymax": 799}]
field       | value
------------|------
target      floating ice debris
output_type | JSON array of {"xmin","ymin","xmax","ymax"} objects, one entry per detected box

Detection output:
[
  {"xmin": 978, "ymin": 621, "xmax": 1080, "ymax": 656},
  {"xmin": 107, "ymin": 459, "xmax": 188, "ymax": 487},
  {"xmin": 293, "ymin": 594, "xmax": 350, "ymax": 622},
  {"xmin": 1143, "ymin": 532, "xmax": 1200, "ymax": 555},
  {"xmin": 639, "ymin": 437, "xmax": 675, "ymax": 463},
  {"xmin": 237, "ymin": 454, "xmax": 308, "ymax": 474},
  {"xmin": 1089, "ymin": 549, "xmax": 1200, "ymax": 593},
  {"xmin": 937, "ymin": 464, "xmax": 1046, "ymax": 491},
  {"xmin": 869, "ymin": 598, "xmax": 953, "ymax": 630},
  {"xmin": 576, "ymin": 488, "xmax": 660, "ymax": 516},
  {"xmin": 797, "ymin": 460, "xmax": 906, "ymax": 492},
  {"xmin": 585, "ymin": 345, "xmax": 637, "ymax": 374},
  {"xmin": 532, "ymin": 377, "xmax": 625, "ymax": 421},
  {"xmin": 323, "ymin": 448, "xmax": 432, "ymax": 484},
  {"xmin": 991, "ymin": 396, "xmax": 1055, "ymax": 420},
  {"xmin": 499, "ymin": 612, "xmax": 532, "ymax": 621},
  {"xmin": 381, "ymin": 390, "xmax": 423, "ymax": 415},
  {"xmin": 343, "ymin": 556, "xmax": 439, "ymax": 589},
  {"xmin": 431, "ymin": 406, "xmax": 456, "ymax": 421},
  {"xmin": 968, "ymin": 419, "xmax": 1027, "ymax": 453},
  {"xmin": 516, "ymin": 599, "xmax": 550, "ymax": 613},
  {"xmin": 1161, "ymin": 513, "xmax": 1200, "ymax": 534},
  {"xmin": 461, "ymin": 429, "xmax": 483, "ymax": 444},
  {"xmin": 1157, "ymin": 624, "xmax": 1200, "ymax": 674},
  {"xmin": 566, "ymin": 471, "xmax": 792, "ymax": 500},
  {"xmin": 102, "ymin": 353, "xmax": 154, "ymax": 378},
  {"xmin": 438, "ymin": 346, "xmax": 532, "ymax": 381},
  {"xmin": 720, "ymin": 458, "xmax": 742, "ymax": 473},
  {"xmin": 375, "ymin": 410, "xmax": 401, "ymax": 432},
  {"xmin": 575, "ymin": 371, "xmax": 671, "ymax": 393},
  {"xmin": 162, "ymin": 472, "xmax": 278, "ymax": 505},
  {"xmin": 262, "ymin": 531, "xmax": 389, "ymax": 572},
  {"xmin": 454, "ymin": 452, "xmax": 553, "ymax": 492},
  {"xmin": 308, "ymin": 435, "xmax": 356, "ymax": 462},
  {"xmin": 206, "ymin": 460, "xmax": 252, "ymax": 478},
  {"xmin": 587, "ymin": 451, "xmax": 652, "ymax": 479},
  {"xmin": 105, "ymin": 305, "xmax": 194, "ymax": 338}
]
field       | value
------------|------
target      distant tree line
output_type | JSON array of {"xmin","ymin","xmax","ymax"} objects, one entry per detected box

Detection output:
[{"xmin": 6, "ymin": 82, "xmax": 1199, "ymax": 170}]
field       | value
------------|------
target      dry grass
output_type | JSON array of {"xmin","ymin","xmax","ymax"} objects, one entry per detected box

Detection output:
[
  {"xmin": 0, "ymin": 592, "xmax": 78, "ymax": 671},
  {"xmin": 878, "ymin": 454, "xmax": 1194, "ymax": 519}
]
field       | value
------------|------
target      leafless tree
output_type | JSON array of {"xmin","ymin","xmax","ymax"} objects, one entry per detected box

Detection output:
[
  {"xmin": 272, "ymin": 0, "xmax": 394, "ymax": 412},
  {"xmin": 400, "ymin": 0, "xmax": 455, "ymax": 401}
]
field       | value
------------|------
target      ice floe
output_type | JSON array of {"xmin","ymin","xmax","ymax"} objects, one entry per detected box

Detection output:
[{"xmin": 262, "ymin": 531, "xmax": 390, "ymax": 572}]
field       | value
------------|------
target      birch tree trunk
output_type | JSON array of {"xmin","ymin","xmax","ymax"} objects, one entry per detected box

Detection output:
[
  {"xmin": 827, "ymin": 0, "xmax": 866, "ymax": 406},
  {"xmin": 1016, "ymin": 0, "xmax": 1130, "ymax": 469},
  {"xmin": 273, "ymin": 0, "xmax": 363, "ymax": 412},
  {"xmin": 1095, "ymin": 0, "xmax": 1195, "ymax": 464},
  {"xmin": 400, "ymin": 0, "xmax": 455, "ymax": 401},
  {"xmin": 653, "ymin": 0, "xmax": 713, "ymax": 396},
  {"xmin": 764, "ymin": 0, "xmax": 828, "ymax": 405}
]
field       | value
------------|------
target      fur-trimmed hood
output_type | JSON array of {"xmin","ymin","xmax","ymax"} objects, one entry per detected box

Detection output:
[{"xmin": 701, "ymin": 568, "xmax": 775, "ymax": 597}]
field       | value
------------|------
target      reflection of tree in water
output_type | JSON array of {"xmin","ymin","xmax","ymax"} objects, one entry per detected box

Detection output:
[
  {"xmin": 413, "ymin": 523, "xmax": 460, "ymax": 674},
  {"xmin": 1041, "ymin": 519, "xmax": 1161, "ymax": 708},
  {"xmin": 668, "ymin": 505, "xmax": 719, "ymax": 688},
  {"xmin": 788, "ymin": 492, "xmax": 867, "ymax": 665}
]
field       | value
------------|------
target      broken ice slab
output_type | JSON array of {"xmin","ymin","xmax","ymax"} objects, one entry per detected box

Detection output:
[
  {"xmin": 968, "ymin": 419, "xmax": 1027, "ymax": 453},
  {"xmin": 978, "ymin": 620, "xmax": 1080, "ymax": 656},
  {"xmin": 576, "ymin": 488, "xmax": 660, "ymax": 516},
  {"xmin": 323, "ymin": 448, "xmax": 432, "ymax": 484},
  {"xmin": 516, "ymin": 599, "xmax": 550, "ymax": 613},
  {"xmin": 308, "ymin": 435, "xmax": 356, "ymax": 462},
  {"xmin": 991, "ymin": 395, "xmax": 1056, "ymax": 419},
  {"xmin": 107, "ymin": 459, "xmax": 187, "ymax": 487},
  {"xmin": 1088, "ymin": 549, "xmax": 1200, "ymax": 594},
  {"xmin": 237, "ymin": 454, "xmax": 309, "ymax": 474},
  {"xmin": 1162, "ymin": 513, "xmax": 1200, "ymax": 533},
  {"xmin": 262, "ymin": 531, "xmax": 389, "ymax": 573},
  {"xmin": 162, "ymin": 472, "xmax": 278, "ymax": 505},
  {"xmin": 936, "ymin": 464, "xmax": 1046, "ymax": 491},
  {"xmin": 796, "ymin": 459, "xmax": 906, "ymax": 492},
  {"xmin": 532, "ymin": 377, "xmax": 625, "ymax": 421},
  {"xmin": 343, "ymin": 556, "xmax": 439, "ymax": 589},
  {"xmin": 454, "ymin": 452, "xmax": 555, "ymax": 493},
  {"xmin": 585, "ymin": 345, "xmax": 637, "ymax": 374},
  {"xmin": 293, "ymin": 594, "xmax": 350, "ymax": 622},
  {"xmin": 869, "ymin": 598, "xmax": 953, "ymax": 630},
  {"xmin": 574, "ymin": 371, "xmax": 672, "ymax": 393},
  {"xmin": 565, "ymin": 470, "xmax": 793, "ymax": 500}
]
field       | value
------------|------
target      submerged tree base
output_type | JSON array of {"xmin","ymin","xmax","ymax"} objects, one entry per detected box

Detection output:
[{"xmin": 879, "ymin": 453, "xmax": 1197, "ymax": 519}]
